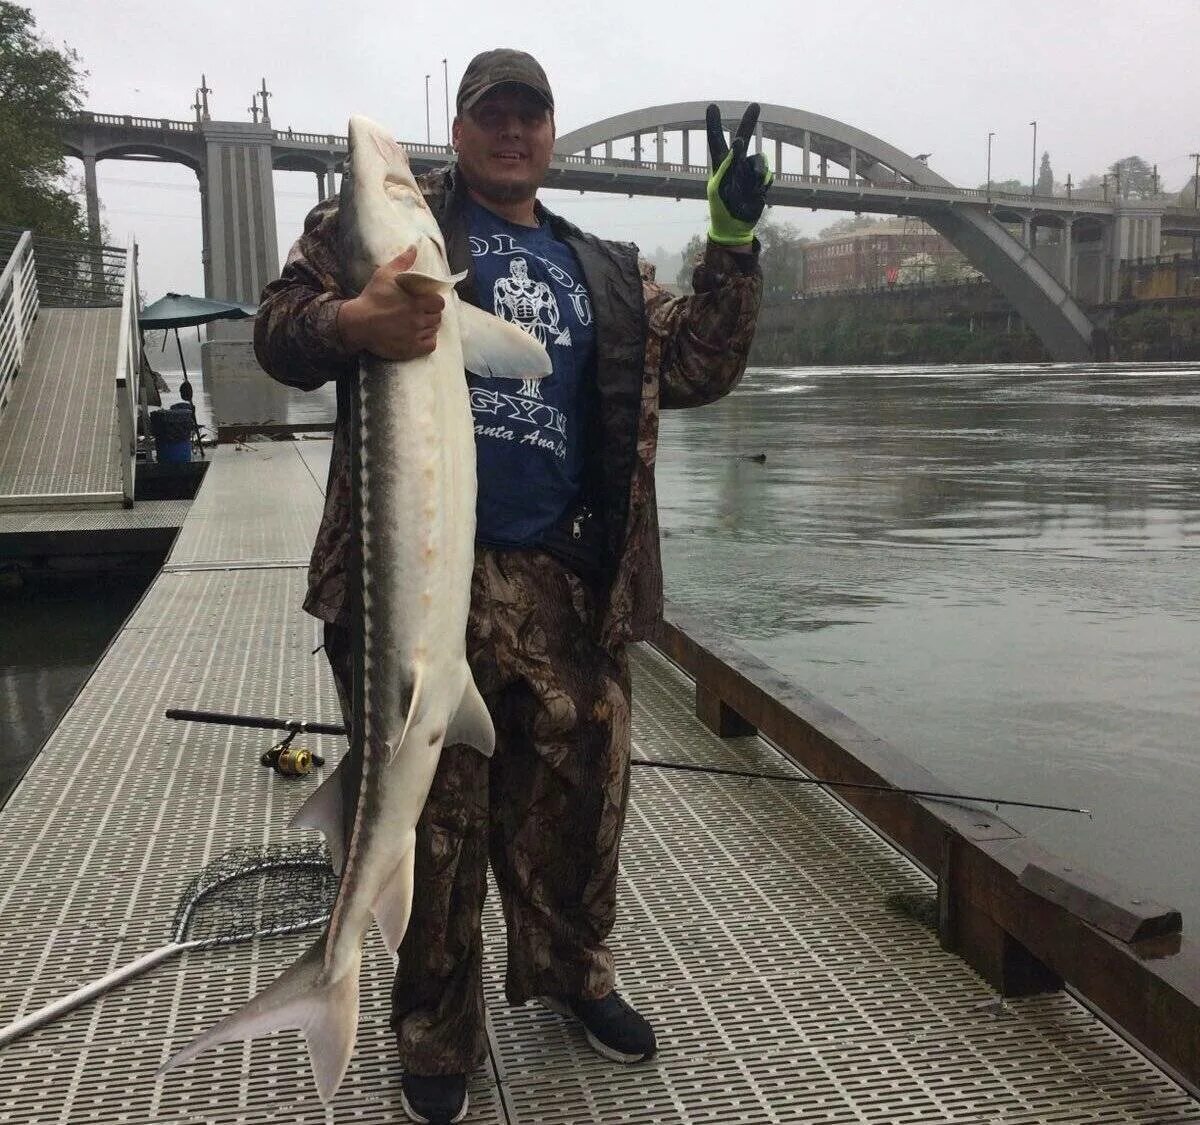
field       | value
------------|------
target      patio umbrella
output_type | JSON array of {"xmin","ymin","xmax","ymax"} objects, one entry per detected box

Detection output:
[{"xmin": 139, "ymin": 293, "xmax": 258, "ymax": 453}]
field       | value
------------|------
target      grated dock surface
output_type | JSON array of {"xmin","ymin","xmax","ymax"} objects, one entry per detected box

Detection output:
[
  {"xmin": 0, "ymin": 308, "xmax": 123, "ymax": 507},
  {"xmin": 0, "ymin": 440, "xmax": 1194, "ymax": 1124}
]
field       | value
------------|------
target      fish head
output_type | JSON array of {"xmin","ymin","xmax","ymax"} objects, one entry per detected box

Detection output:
[{"xmin": 339, "ymin": 115, "xmax": 450, "ymax": 293}]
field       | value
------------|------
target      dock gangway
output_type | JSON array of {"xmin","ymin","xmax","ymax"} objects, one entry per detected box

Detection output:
[{"xmin": 0, "ymin": 227, "xmax": 141, "ymax": 511}]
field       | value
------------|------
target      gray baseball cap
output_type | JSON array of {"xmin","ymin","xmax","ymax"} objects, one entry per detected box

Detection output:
[{"xmin": 456, "ymin": 49, "xmax": 554, "ymax": 114}]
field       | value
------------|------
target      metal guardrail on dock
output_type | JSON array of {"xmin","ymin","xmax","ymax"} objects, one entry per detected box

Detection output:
[{"xmin": 0, "ymin": 231, "xmax": 39, "ymax": 414}]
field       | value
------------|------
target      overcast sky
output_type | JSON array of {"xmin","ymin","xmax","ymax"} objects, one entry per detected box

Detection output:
[{"xmin": 24, "ymin": 0, "xmax": 1200, "ymax": 302}]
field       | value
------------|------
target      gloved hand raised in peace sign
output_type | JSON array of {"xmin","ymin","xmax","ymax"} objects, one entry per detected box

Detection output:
[{"xmin": 705, "ymin": 102, "xmax": 774, "ymax": 246}]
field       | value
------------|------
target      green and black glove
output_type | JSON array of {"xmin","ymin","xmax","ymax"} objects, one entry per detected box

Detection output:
[{"xmin": 706, "ymin": 102, "xmax": 774, "ymax": 246}]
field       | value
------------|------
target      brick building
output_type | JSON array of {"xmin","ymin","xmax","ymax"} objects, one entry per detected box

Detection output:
[{"xmin": 803, "ymin": 219, "xmax": 964, "ymax": 294}]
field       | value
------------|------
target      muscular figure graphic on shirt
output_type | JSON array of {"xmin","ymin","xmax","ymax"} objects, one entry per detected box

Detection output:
[{"xmin": 493, "ymin": 258, "xmax": 561, "ymax": 398}]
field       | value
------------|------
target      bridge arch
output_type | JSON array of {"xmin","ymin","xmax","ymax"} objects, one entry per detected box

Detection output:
[
  {"xmin": 78, "ymin": 142, "xmax": 203, "ymax": 174},
  {"xmin": 556, "ymin": 102, "xmax": 1100, "ymax": 361}
]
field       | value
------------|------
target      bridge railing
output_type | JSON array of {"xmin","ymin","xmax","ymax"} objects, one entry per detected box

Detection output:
[
  {"xmin": 113, "ymin": 243, "xmax": 140, "ymax": 508},
  {"xmin": 77, "ymin": 111, "xmax": 197, "ymax": 133},
  {"xmin": 0, "ymin": 231, "xmax": 39, "ymax": 417}
]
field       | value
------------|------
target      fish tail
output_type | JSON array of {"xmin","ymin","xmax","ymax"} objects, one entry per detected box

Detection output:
[{"xmin": 160, "ymin": 937, "xmax": 361, "ymax": 1104}]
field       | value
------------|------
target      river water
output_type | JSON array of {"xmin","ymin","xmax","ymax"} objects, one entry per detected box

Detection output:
[
  {"xmin": 4, "ymin": 359, "xmax": 1198, "ymax": 924},
  {"xmin": 656, "ymin": 362, "xmax": 1200, "ymax": 925}
]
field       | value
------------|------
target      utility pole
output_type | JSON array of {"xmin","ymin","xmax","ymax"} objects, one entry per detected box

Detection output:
[
  {"xmin": 425, "ymin": 74, "xmax": 431, "ymax": 143},
  {"xmin": 1029, "ymin": 120, "xmax": 1037, "ymax": 197},
  {"xmin": 1190, "ymin": 152, "xmax": 1199, "ymax": 260},
  {"xmin": 443, "ymin": 58, "xmax": 451, "ymax": 147},
  {"xmin": 986, "ymin": 131, "xmax": 994, "ymax": 203}
]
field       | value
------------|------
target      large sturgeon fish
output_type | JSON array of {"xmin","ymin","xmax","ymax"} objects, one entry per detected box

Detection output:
[{"xmin": 164, "ymin": 115, "xmax": 551, "ymax": 1101}]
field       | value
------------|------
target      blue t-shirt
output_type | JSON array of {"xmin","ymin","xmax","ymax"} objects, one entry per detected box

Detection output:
[{"xmin": 464, "ymin": 200, "xmax": 596, "ymax": 547}]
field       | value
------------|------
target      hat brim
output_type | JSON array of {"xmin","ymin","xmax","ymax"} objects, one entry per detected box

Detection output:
[{"xmin": 459, "ymin": 79, "xmax": 554, "ymax": 115}]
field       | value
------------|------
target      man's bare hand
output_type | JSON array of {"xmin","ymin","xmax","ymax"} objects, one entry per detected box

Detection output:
[{"xmin": 336, "ymin": 246, "xmax": 445, "ymax": 360}]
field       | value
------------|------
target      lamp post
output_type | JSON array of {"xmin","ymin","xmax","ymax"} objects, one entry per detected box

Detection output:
[
  {"xmin": 443, "ymin": 58, "xmax": 451, "ymax": 147},
  {"xmin": 987, "ymin": 131, "xmax": 994, "ymax": 202},
  {"xmin": 1029, "ymin": 120, "xmax": 1037, "ymax": 197},
  {"xmin": 424, "ymin": 74, "xmax": 431, "ymax": 143}
]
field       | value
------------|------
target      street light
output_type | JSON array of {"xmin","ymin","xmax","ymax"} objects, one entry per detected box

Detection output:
[
  {"xmin": 443, "ymin": 58, "xmax": 450, "ymax": 147},
  {"xmin": 424, "ymin": 74, "xmax": 431, "ymax": 144},
  {"xmin": 987, "ymin": 131, "xmax": 994, "ymax": 202},
  {"xmin": 1029, "ymin": 120, "xmax": 1037, "ymax": 197}
]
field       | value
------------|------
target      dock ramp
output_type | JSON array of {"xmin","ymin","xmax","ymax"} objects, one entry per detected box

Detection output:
[{"xmin": 0, "ymin": 229, "xmax": 140, "ymax": 511}]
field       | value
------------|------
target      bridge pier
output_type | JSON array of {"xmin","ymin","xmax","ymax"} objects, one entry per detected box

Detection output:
[
  {"xmin": 199, "ymin": 121, "xmax": 280, "ymax": 326},
  {"xmin": 82, "ymin": 153, "xmax": 101, "ymax": 243}
]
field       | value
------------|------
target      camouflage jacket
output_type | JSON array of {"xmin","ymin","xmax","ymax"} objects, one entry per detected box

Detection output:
[{"xmin": 254, "ymin": 165, "xmax": 762, "ymax": 649}]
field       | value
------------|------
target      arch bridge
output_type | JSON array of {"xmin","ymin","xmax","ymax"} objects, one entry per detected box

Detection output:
[{"xmin": 65, "ymin": 104, "xmax": 1194, "ymax": 359}]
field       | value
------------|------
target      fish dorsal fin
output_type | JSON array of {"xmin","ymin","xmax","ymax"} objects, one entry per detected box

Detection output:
[
  {"xmin": 446, "ymin": 676, "xmax": 496, "ymax": 757},
  {"xmin": 394, "ymin": 267, "xmax": 467, "ymax": 295},
  {"xmin": 458, "ymin": 301, "xmax": 553, "ymax": 382}
]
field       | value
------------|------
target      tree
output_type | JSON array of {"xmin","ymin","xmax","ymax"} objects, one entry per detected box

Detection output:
[
  {"xmin": 0, "ymin": 2, "xmax": 88, "ymax": 238},
  {"xmin": 1178, "ymin": 174, "xmax": 1200, "ymax": 210},
  {"xmin": 756, "ymin": 218, "xmax": 808, "ymax": 296},
  {"xmin": 1037, "ymin": 152, "xmax": 1054, "ymax": 196},
  {"xmin": 977, "ymin": 178, "xmax": 1027, "ymax": 196},
  {"xmin": 817, "ymin": 214, "xmax": 876, "ymax": 239},
  {"xmin": 1108, "ymin": 155, "xmax": 1156, "ymax": 199},
  {"xmin": 675, "ymin": 232, "xmax": 707, "ymax": 292}
]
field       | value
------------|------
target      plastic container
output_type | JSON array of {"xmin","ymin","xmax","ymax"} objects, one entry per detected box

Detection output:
[{"xmin": 149, "ymin": 408, "xmax": 193, "ymax": 464}]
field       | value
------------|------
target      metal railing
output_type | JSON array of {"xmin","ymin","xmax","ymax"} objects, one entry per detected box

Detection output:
[
  {"xmin": 79, "ymin": 111, "xmax": 197, "ymax": 133},
  {"xmin": 31, "ymin": 233, "xmax": 127, "ymax": 307},
  {"xmin": 114, "ymin": 244, "xmax": 140, "ymax": 507},
  {"xmin": 0, "ymin": 231, "xmax": 39, "ymax": 415}
]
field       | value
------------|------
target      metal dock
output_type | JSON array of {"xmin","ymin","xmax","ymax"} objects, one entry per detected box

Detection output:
[{"xmin": 0, "ymin": 440, "xmax": 1196, "ymax": 1123}]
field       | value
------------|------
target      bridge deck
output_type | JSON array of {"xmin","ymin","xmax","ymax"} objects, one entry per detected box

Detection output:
[
  {"xmin": 0, "ymin": 441, "xmax": 1194, "ymax": 1124},
  {"xmin": 0, "ymin": 307, "xmax": 124, "ymax": 509}
]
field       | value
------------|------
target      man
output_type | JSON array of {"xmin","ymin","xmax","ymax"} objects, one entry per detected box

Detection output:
[{"xmin": 255, "ymin": 49, "xmax": 769, "ymax": 1125}]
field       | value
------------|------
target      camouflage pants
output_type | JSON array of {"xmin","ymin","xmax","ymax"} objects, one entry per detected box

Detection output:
[{"xmin": 323, "ymin": 548, "xmax": 632, "ymax": 1075}]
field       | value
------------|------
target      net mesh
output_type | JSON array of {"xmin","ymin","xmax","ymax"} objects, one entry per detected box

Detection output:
[{"xmin": 171, "ymin": 842, "xmax": 339, "ymax": 948}]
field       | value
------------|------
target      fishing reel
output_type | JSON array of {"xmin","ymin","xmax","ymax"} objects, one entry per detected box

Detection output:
[{"xmin": 261, "ymin": 730, "xmax": 325, "ymax": 778}]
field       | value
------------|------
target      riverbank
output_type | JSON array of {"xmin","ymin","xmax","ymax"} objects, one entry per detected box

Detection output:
[{"xmin": 750, "ymin": 286, "xmax": 1200, "ymax": 364}]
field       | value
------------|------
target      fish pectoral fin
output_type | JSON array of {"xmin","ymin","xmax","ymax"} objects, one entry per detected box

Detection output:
[
  {"xmin": 290, "ymin": 763, "xmax": 347, "ymax": 874},
  {"xmin": 161, "ymin": 938, "xmax": 361, "ymax": 1104},
  {"xmin": 446, "ymin": 677, "xmax": 496, "ymax": 757},
  {"xmin": 372, "ymin": 844, "xmax": 416, "ymax": 955},
  {"xmin": 388, "ymin": 665, "xmax": 425, "ymax": 765},
  {"xmin": 394, "ymin": 266, "xmax": 468, "ymax": 295},
  {"xmin": 458, "ymin": 301, "xmax": 553, "ymax": 382}
]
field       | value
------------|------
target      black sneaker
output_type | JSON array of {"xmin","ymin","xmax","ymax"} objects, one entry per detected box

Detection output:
[
  {"xmin": 541, "ymin": 991, "xmax": 658, "ymax": 1063},
  {"xmin": 400, "ymin": 1073, "xmax": 469, "ymax": 1124}
]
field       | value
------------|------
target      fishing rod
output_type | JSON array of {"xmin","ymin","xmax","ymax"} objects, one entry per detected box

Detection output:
[
  {"xmin": 165, "ymin": 708, "xmax": 335, "ymax": 776},
  {"xmin": 165, "ymin": 708, "xmax": 1091, "ymax": 817},
  {"xmin": 630, "ymin": 758, "xmax": 1092, "ymax": 817}
]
